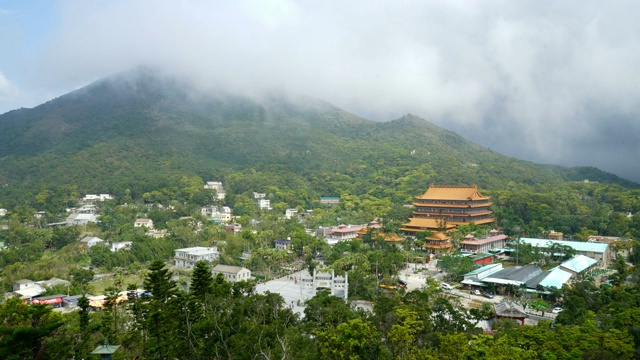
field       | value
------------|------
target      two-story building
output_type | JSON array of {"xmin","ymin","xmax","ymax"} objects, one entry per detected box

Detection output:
[
  {"xmin": 201, "ymin": 206, "xmax": 232, "ymax": 222},
  {"xmin": 204, "ymin": 181, "xmax": 226, "ymax": 200},
  {"xmin": 461, "ymin": 230, "xmax": 508, "ymax": 253},
  {"xmin": 274, "ymin": 238, "xmax": 292, "ymax": 251},
  {"xmin": 211, "ymin": 264, "xmax": 251, "ymax": 282},
  {"xmin": 174, "ymin": 247, "xmax": 220, "ymax": 269},
  {"xmin": 285, "ymin": 208, "xmax": 298, "ymax": 219}
]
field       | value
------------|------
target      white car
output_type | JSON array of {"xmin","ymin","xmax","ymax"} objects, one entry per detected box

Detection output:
[
  {"xmin": 441, "ymin": 282, "xmax": 453, "ymax": 290},
  {"xmin": 552, "ymin": 307, "xmax": 563, "ymax": 313}
]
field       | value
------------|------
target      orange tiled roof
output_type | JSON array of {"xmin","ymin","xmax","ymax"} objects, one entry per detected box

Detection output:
[
  {"xmin": 423, "ymin": 242, "xmax": 453, "ymax": 249},
  {"xmin": 402, "ymin": 218, "xmax": 457, "ymax": 229},
  {"xmin": 415, "ymin": 184, "xmax": 490, "ymax": 201},
  {"xmin": 383, "ymin": 233, "xmax": 403, "ymax": 242},
  {"xmin": 427, "ymin": 232, "xmax": 451, "ymax": 241}
]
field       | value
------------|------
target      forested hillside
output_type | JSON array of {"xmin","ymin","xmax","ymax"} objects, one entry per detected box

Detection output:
[{"xmin": 0, "ymin": 68, "xmax": 635, "ymax": 208}]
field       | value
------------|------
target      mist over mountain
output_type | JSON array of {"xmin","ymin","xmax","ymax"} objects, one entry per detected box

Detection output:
[{"xmin": 0, "ymin": 68, "xmax": 635, "ymax": 202}]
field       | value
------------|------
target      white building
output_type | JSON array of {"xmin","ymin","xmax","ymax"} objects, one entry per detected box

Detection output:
[
  {"xmin": 285, "ymin": 208, "xmax": 298, "ymax": 220},
  {"xmin": 257, "ymin": 199, "xmax": 271, "ymax": 210},
  {"xmin": 134, "ymin": 218, "xmax": 154, "ymax": 229},
  {"xmin": 0, "ymin": 208, "xmax": 7, "ymax": 216},
  {"xmin": 77, "ymin": 205, "xmax": 99, "ymax": 214},
  {"xmin": 212, "ymin": 264, "xmax": 251, "ymax": 282},
  {"xmin": 110, "ymin": 241, "xmax": 132, "ymax": 252},
  {"xmin": 204, "ymin": 181, "xmax": 226, "ymax": 200},
  {"xmin": 174, "ymin": 247, "xmax": 220, "ymax": 268},
  {"xmin": 253, "ymin": 192, "xmax": 266, "ymax": 199},
  {"xmin": 201, "ymin": 206, "xmax": 232, "ymax": 222},
  {"xmin": 66, "ymin": 213, "xmax": 98, "ymax": 226},
  {"xmin": 13, "ymin": 279, "xmax": 46, "ymax": 299},
  {"xmin": 83, "ymin": 194, "xmax": 114, "ymax": 202},
  {"xmin": 79, "ymin": 236, "xmax": 105, "ymax": 248}
]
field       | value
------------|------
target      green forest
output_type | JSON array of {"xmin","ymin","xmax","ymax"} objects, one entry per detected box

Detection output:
[
  {"xmin": 1, "ymin": 69, "xmax": 640, "ymax": 358},
  {"xmin": 2, "ymin": 258, "xmax": 640, "ymax": 359}
]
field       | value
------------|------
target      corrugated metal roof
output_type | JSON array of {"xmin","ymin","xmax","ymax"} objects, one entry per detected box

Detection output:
[
  {"xmin": 560, "ymin": 255, "xmax": 597, "ymax": 273},
  {"xmin": 520, "ymin": 238, "xmax": 608, "ymax": 253},
  {"xmin": 465, "ymin": 263, "xmax": 502, "ymax": 276},
  {"xmin": 538, "ymin": 267, "xmax": 572, "ymax": 289}
]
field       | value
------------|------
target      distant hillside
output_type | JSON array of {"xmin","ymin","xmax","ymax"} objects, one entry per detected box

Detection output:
[{"xmin": 0, "ymin": 68, "xmax": 635, "ymax": 204}]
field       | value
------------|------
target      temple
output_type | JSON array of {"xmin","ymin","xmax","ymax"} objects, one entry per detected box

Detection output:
[
  {"xmin": 405, "ymin": 184, "xmax": 495, "ymax": 230},
  {"xmin": 400, "ymin": 184, "xmax": 495, "ymax": 254}
]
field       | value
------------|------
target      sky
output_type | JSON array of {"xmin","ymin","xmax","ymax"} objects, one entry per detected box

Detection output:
[{"xmin": 1, "ymin": 0, "xmax": 639, "ymax": 182}]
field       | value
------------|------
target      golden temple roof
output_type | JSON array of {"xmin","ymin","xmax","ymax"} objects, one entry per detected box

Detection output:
[
  {"xmin": 401, "ymin": 217, "xmax": 456, "ymax": 230},
  {"xmin": 415, "ymin": 184, "xmax": 490, "ymax": 201}
]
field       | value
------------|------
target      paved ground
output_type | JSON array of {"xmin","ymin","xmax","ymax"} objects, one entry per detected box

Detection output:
[
  {"xmin": 255, "ymin": 262, "xmax": 557, "ymax": 324},
  {"xmin": 255, "ymin": 270, "xmax": 308, "ymax": 316}
]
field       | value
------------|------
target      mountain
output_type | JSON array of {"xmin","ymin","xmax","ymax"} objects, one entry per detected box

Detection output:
[{"xmin": 0, "ymin": 68, "xmax": 636, "ymax": 204}]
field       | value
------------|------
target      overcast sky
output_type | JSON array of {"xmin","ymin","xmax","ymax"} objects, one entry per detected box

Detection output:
[{"xmin": 1, "ymin": 0, "xmax": 639, "ymax": 182}]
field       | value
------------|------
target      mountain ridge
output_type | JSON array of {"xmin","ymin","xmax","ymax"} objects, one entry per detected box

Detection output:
[{"xmin": 0, "ymin": 69, "xmax": 636, "ymax": 204}]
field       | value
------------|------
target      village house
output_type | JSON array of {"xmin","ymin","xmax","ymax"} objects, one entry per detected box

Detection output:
[
  {"xmin": 201, "ymin": 206, "xmax": 232, "ymax": 223},
  {"xmin": 174, "ymin": 247, "xmax": 220, "ymax": 269},
  {"xmin": 257, "ymin": 199, "xmax": 271, "ymax": 210},
  {"xmin": 110, "ymin": 241, "xmax": 132, "ymax": 252},
  {"xmin": 79, "ymin": 236, "xmax": 105, "ymax": 248},
  {"xmin": 285, "ymin": 208, "xmax": 298, "ymax": 219},
  {"xmin": 274, "ymin": 238, "xmax": 292, "ymax": 251},
  {"xmin": 0, "ymin": 208, "xmax": 7, "ymax": 216},
  {"xmin": 212, "ymin": 264, "xmax": 251, "ymax": 282},
  {"xmin": 82, "ymin": 194, "xmax": 114, "ymax": 203},
  {"xmin": 13, "ymin": 279, "xmax": 46, "ymax": 299},
  {"xmin": 204, "ymin": 181, "xmax": 226, "ymax": 200},
  {"xmin": 66, "ymin": 213, "xmax": 98, "ymax": 226},
  {"xmin": 320, "ymin": 196, "xmax": 340, "ymax": 205},
  {"xmin": 134, "ymin": 218, "xmax": 154, "ymax": 229},
  {"xmin": 224, "ymin": 223, "xmax": 242, "ymax": 235}
]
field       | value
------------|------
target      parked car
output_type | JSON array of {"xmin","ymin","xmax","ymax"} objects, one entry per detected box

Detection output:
[
  {"xmin": 552, "ymin": 307, "xmax": 563, "ymax": 313},
  {"xmin": 397, "ymin": 280, "xmax": 407, "ymax": 287},
  {"xmin": 471, "ymin": 289, "xmax": 481, "ymax": 295},
  {"xmin": 440, "ymin": 282, "xmax": 453, "ymax": 290},
  {"xmin": 482, "ymin": 291, "xmax": 494, "ymax": 299}
]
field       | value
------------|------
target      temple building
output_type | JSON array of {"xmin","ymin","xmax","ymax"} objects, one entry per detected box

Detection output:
[
  {"xmin": 403, "ymin": 184, "xmax": 495, "ymax": 233},
  {"xmin": 422, "ymin": 231, "xmax": 454, "ymax": 254}
]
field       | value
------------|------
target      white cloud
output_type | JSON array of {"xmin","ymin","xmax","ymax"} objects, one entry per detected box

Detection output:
[{"xmin": 4, "ymin": 0, "xmax": 640, "ymax": 181}]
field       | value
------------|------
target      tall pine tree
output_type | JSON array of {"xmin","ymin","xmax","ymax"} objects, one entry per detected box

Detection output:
[{"xmin": 190, "ymin": 260, "xmax": 213, "ymax": 300}]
